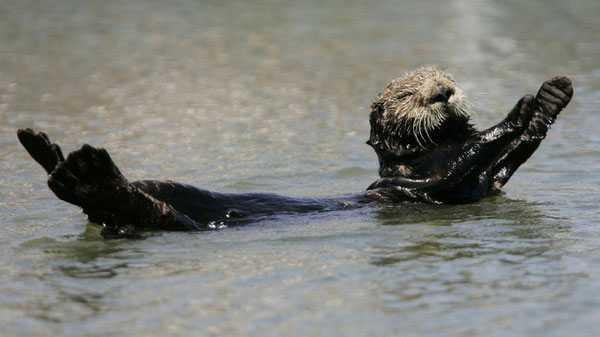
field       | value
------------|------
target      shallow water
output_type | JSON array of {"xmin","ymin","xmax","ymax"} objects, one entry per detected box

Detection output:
[{"xmin": 1, "ymin": 0, "xmax": 600, "ymax": 336}]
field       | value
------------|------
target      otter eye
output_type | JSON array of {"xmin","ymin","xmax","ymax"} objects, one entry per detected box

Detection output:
[{"xmin": 397, "ymin": 92, "xmax": 413, "ymax": 100}]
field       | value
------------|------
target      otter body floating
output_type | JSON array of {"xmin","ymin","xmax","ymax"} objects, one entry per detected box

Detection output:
[{"xmin": 17, "ymin": 68, "xmax": 572, "ymax": 238}]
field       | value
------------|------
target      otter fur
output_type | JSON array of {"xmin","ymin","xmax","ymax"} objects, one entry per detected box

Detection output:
[{"xmin": 17, "ymin": 68, "xmax": 573, "ymax": 238}]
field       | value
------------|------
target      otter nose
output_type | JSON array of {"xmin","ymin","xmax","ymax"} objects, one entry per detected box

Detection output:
[{"xmin": 430, "ymin": 85, "xmax": 454, "ymax": 103}]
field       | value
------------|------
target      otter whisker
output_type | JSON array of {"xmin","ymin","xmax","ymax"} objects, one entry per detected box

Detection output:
[
  {"xmin": 413, "ymin": 119, "xmax": 425, "ymax": 149},
  {"xmin": 420, "ymin": 116, "xmax": 430, "ymax": 146},
  {"xmin": 424, "ymin": 117, "xmax": 436, "ymax": 145},
  {"xmin": 416, "ymin": 118, "xmax": 424, "ymax": 148}
]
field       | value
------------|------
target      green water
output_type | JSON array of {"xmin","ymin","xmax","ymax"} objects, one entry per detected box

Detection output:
[{"xmin": 1, "ymin": 0, "xmax": 599, "ymax": 336}]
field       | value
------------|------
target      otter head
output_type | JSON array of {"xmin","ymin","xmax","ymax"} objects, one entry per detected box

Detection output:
[{"xmin": 367, "ymin": 68, "xmax": 471, "ymax": 160}]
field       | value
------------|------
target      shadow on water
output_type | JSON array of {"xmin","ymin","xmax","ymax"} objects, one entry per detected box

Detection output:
[
  {"xmin": 366, "ymin": 194, "xmax": 567, "ymax": 267},
  {"xmin": 20, "ymin": 223, "xmax": 134, "ymax": 266},
  {"xmin": 13, "ymin": 223, "xmax": 149, "ymax": 323},
  {"xmin": 374, "ymin": 194, "xmax": 552, "ymax": 228}
]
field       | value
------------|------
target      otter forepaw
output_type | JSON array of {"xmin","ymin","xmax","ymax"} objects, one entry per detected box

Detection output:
[
  {"xmin": 505, "ymin": 94, "xmax": 535, "ymax": 131},
  {"xmin": 17, "ymin": 128, "xmax": 65, "ymax": 174},
  {"xmin": 535, "ymin": 76, "xmax": 573, "ymax": 119},
  {"xmin": 48, "ymin": 144, "xmax": 130, "ymax": 211}
]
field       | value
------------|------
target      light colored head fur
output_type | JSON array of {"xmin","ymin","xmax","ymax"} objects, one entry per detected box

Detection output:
[{"xmin": 370, "ymin": 68, "xmax": 470, "ymax": 149}]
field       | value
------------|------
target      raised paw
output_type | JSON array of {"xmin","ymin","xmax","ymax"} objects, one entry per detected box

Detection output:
[
  {"xmin": 17, "ymin": 128, "xmax": 65, "ymax": 174},
  {"xmin": 535, "ymin": 76, "xmax": 573, "ymax": 119},
  {"xmin": 505, "ymin": 94, "xmax": 536, "ymax": 131},
  {"xmin": 47, "ymin": 144, "xmax": 130, "ymax": 211}
]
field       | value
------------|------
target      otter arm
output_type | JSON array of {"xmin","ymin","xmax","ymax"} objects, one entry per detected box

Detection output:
[
  {"xmin": 17, "ymin": 129, "xmax": 202, "ymax": 235},
  {"xmin": 487, "ymin": 76, "xmax": 573, "ymax": 191},
  {"xmin": 18, "ymin": 129, "xmax": 366, "ymax": 236},
  {"xmin": 367, "ymin": 94, "xmax": 535, "ymax": 203},
  {"xmin": 131, "ymin": 180, "xmax": 340, "ymax": 224},
  {"xmin": 44, "ymin": 145, "xmax": 207, "ymax": 233}
]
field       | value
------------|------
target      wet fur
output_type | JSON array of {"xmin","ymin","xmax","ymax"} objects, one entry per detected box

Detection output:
[
  {"xmin": 17, "ymin": 69, "xmax": 573, "ymax": 237},
  {"xmin": 366, "ymin": 69, "xmax": 572, "ymax": 203}
]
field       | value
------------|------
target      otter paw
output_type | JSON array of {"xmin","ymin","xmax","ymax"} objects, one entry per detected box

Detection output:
[
  {"xmin": 506, "ymin": 94, "xmax": 535, "ymax": 131},
  {"xmin": 535, "ymin": 76, "xmax": 573, "ymax": 118},
  {"xmin": 48, "ymin": 144, "xmax": 129, "ymax": 211},
  {"xmin": 17, "ymin": 128, "xmax": 65, "ymax": 174}
]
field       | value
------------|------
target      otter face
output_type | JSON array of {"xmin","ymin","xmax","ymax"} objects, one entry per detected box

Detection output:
[{"xmin": 368, "ymin": 68, "xmax": 471, "ymax": 153}]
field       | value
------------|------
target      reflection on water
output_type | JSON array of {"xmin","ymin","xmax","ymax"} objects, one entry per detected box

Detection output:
[
  {"xmin": 1, "ymin": 0, "xmax": 600, "ymax": 336},
  {"xmin": 368, "ymin": 197, "xmax": 558, "ymax": 266},
  {"xmin": 13, "ymin": 225, "xmax": 147, "ymax": 326}
]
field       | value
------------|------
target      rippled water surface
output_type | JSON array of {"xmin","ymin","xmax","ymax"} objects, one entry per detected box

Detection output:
[{"xmin": 1, "ymin": 0, "xmax": 599, "ymax": 336}]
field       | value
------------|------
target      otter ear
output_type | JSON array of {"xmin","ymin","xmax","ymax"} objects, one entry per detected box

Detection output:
[{"xmin": 366, "ymin": 102, "xmax": 384, "ymax": 148}]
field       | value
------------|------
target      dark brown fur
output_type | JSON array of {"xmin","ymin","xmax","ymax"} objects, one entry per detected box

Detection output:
[{"xmin": 17, "ymin": 69, "xmax": 573, "ymax": 237}]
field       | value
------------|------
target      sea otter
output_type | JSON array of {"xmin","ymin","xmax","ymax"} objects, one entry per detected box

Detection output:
[{"xmin": 17, "ymin": 68, "xmax": 573, "ymax": 238}]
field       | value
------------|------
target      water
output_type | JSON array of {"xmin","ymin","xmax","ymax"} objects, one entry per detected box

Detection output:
[{"xmin": 1, "ymin": 0, "xmax": 599, "ymax": 336}]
